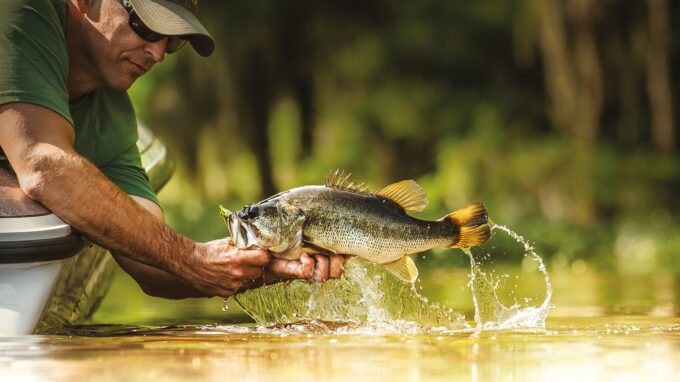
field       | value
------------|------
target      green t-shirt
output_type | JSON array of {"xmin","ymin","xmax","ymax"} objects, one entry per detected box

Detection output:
[{"xmin": 0, "ymin": 0, "xmax": 159, "ymax": 205}]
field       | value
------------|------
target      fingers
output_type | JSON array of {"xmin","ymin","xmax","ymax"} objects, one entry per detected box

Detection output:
[
  {"xmin": 265, "ymin": 253, "xmax": 348, "ymax": 284},
  {"xmin": 299, "ymin": 252, "xmax": 315, "ymax": 276},
  {"xmin": 211, "ymin": 238, "xmax": 270, "ymax": 265},
  {"xmin": 230, "ymin": 248, "xmax": 270, "ymax": 286},
  {"xmin": 311, "ymin": 254, "xmax": 330, "ymax": 283},
  {"xmin": 236, "ymin": 248, "xmax": 271, "ymax": 267},
  {"xmin": 266, "ymin": 253, "xmax": 314, "ymax": 281},
  {"xmin": 241, "ymin": 265, "xmax": 266, "ymax": 281},
  {"xmin": 329, "ymin": 254, "xmax": 346, "ymax": 279},
  {"xmin": 245, "ymin": 252, "xmax": 350, "ymax": 289},
  {"xmin": 189, "ymin": 241, "xmax": 274, "ymax": 296}
]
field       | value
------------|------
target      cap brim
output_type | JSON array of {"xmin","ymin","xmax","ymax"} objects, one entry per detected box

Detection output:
[{"xmin": 128, "ymin": 0, "xmax": 215, "ymax": 57}]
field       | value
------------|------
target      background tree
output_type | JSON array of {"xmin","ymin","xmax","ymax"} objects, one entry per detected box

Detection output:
[{"xmin": 130, "ymin": 0, "xmax": 680, "ymax": 272}]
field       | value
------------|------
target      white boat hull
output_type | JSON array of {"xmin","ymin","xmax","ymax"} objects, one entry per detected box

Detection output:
[
  {"xmin": 0, "ymin": 260, "xmax": 67, "ymax": 336},
  {"xmin": 0, "ymin": 122, "xmax": 174, "ymax": 336}
]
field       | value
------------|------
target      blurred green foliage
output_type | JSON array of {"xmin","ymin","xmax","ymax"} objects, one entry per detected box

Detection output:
[{"xmin": 128, "ymin": 0, "xmax": 680, "ymax": 277}]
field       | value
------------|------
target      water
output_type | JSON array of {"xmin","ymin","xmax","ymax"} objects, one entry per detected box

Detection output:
[
  {"xmin": 234, "ymin": 223, "xmax": 552, "ymax": 332},
  {"xmin": 464, "ymin": 224, "xmax": 553, "ymax": 330},
  {"xmin": 2, "ymin": 225, "xmax": 680, "ymax": 381},
  {"xmin": 1, "ymin": 316, "xmax": 679, "ymax": 381},
  {"xmin": 233, "ymin": 257, "xmax": 467, "ymax": 330}
]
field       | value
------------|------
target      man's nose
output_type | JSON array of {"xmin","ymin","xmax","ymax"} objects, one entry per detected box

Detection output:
[{"xmin": 145, "ymin": 38, "xmax": 167, "ymax": 63}]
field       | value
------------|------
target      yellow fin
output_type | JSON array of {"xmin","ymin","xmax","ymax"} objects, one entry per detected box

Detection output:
[
  {"xmin": 383, "ymin": 255, "xmax": 418, "ymax": 283},
  {"xmin": 325, "ymin": 169, "xmax": 371, "ymax": 194},
  {"xmin": 376, "ymin": 180, "xmax": 428, "ymax": 212}
]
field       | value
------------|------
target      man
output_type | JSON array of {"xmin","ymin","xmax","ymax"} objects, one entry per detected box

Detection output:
[{"xmin": 0, "ymin": 0, "xmax": 346, "ymax": 299}]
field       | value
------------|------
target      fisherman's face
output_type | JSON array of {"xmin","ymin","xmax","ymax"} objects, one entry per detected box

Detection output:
[{"xmin": 82, "ymin": 0, "xmax": 168, "ymax": 90}]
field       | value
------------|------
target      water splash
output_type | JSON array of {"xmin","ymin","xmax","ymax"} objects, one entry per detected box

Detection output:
[
  {"xmin": 234, "ymin": 257, "xmax": 468, "ymax": 331},
  {"xmin": 233, "ymin": 223, "xmax": 552, "ymax": 332},
  {"xmin": 464, "ymin": 224, "xmax": 553, "ymax": 330}
]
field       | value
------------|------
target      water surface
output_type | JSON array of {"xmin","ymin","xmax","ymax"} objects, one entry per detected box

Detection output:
[
  {"xmin": 1, "ymin": 226, "xmax": 679, "ymax": 381},
  {"xmin": 1, "ymin": 314, "xmax": 678, "ymax": 381}
]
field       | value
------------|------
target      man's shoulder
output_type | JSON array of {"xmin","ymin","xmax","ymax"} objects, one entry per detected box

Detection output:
[
  {"xmin": 0, "ymin": 0, "xmax": 66, "ymax": 31},
  {"xmin": 0, "ymin": 0, "xmax": 68, "ymax": 65},
  {"xmin": 0, "ymin": 0, "xmax": 68, "ymax": 62},
  {"xmin": 0, "ymin": 0, "xmax": 71, "ymax": 124}
]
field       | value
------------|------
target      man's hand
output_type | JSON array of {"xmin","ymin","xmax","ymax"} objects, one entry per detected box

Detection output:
[
  {"xmin": 1, "ymin": 102, "xmax": 349, "ymax": 299},
  {"xmin": 264, "ymin": 253, "xmax": 349, "ymax": 284},
  {"xmin": 190, "ymin": 238, "xmax": 271, "ymax": 297},
  {"xmin": 189, "ymin": 240, "xmax": 349, "ymax": 296}
]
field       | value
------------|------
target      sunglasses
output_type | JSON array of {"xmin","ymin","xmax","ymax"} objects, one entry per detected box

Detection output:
[{"xmin": 120, "ymin": 0, "xmax": 187, "ymax": 53}]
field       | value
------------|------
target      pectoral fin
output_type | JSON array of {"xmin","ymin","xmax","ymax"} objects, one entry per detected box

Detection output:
[{"xmin": 383, "ymin": 255, "xmax": 419, "ymax": 283}]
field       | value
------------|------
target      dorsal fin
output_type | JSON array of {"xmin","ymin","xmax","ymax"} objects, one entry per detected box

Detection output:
[
  {"xmin": 376, "ymin": 179, "xmax": 428, "ymax": 212},
  {"xmin": 325, "ymin": 169, "xmax": 371, "ymax": 194}
]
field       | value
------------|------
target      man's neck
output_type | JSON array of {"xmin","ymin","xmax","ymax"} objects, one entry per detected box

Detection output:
[{"xmin": 65, "ymin": 0, "xmax": 103, "ymax": 101}]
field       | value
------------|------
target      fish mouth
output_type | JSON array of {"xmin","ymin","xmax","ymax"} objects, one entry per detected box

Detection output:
[{"xmin": 220, "ymin": 207, "xmax": 260, "ymax": 248}]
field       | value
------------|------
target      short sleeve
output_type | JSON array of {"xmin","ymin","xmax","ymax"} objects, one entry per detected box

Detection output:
[
  {"xmin": 99, "ymin": 143, "xmax": 160, "ymax": 207},
  {"xmin": 0, "ymin": 0, "xmax": 72, "ymax": 126}
]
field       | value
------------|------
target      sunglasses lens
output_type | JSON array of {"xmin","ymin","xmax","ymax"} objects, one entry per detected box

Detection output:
[
  {"xmin": 122, "ymin": 0, "xmax": 187, "ymax": 54},
  {"xmin": 129, "ymin": 16, "xmax": 165, "ymax": 42}
]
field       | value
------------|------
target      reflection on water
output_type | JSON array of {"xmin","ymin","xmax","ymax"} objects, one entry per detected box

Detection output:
[
  {"xmin": 1, "ymin": 316, "xmax": 679, "ymax": 381},
  {"xmin": 3, "ymin": 226, "xmax": 680, "ymax": 381}
]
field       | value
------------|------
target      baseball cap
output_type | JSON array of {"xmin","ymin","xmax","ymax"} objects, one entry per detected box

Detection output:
[{"xmin": 127, "ymin": 0, "xmax": 215, "ymax": 57}]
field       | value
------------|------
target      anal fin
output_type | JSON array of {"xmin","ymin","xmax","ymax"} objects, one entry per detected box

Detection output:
[{"xmin": 383, "ymin": 255, "xmax": 419, "ymax": 283}]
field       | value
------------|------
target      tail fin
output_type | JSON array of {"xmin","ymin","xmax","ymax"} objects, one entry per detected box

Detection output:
[{"xmin": 444, "ymin": 203, "xmax": 491, "ymax": 248}]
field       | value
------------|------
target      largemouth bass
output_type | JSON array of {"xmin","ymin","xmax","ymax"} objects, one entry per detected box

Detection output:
[{"xmin": 220, "ymin": 170, "xmax": 490, "ymax": 282}]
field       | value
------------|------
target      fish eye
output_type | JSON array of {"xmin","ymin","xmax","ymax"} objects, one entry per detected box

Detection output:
[
  {"xmin": 247, "ymin": 206, "xmax": 260, "ymax": 218},
  {"xmin": 237, "ymin": 205, "xmax": 260, "ymax": 220}
]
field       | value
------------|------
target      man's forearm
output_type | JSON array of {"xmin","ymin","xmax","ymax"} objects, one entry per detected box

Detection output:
[
  {"xmin": 21, "ymin": 145, "xmax": 197, "ymax": 279},
  {"xmin": 112, "ymin": 253, "xmax": 210, "ymax": 298},
  {"xmin": 1, "ymin": 103, "xmax": 276, "ymax": 298}
]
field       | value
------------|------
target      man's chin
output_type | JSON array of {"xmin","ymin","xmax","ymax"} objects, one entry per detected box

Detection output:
[{"xmin": 108, "ymin": 75, "xmax": 137, "ymax": 91}]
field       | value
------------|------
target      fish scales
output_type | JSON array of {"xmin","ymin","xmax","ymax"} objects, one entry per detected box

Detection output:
[
  {"xmin": 283, "ymin": 186, "xmax": 456, "ymax": 264},
  {"xmin": 220, "ymin": 171, "xmax": 491, "ymax": 282}
]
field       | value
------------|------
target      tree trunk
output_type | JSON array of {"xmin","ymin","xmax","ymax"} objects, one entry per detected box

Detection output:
[
  {"xmin": 645, "ymin": 0, "xmax": 675, "ymax": 153},
  {"xmin": 537, "ymin": 0, "xmax": 578, "ymax": 136},
  {"xmin": 294, "ymin": 74, "xmax": 315, "ymax": 160},
  {"xmin": 536, "ymin": 0, "xmax": 603, "ymax": 143},
  {"xmin": 568, "ymin": 0, "xmax": 603, "ymax": 142},
  {"xmin": 237, "ymin": 50, "xmax": 277, "ymax": 198}
]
